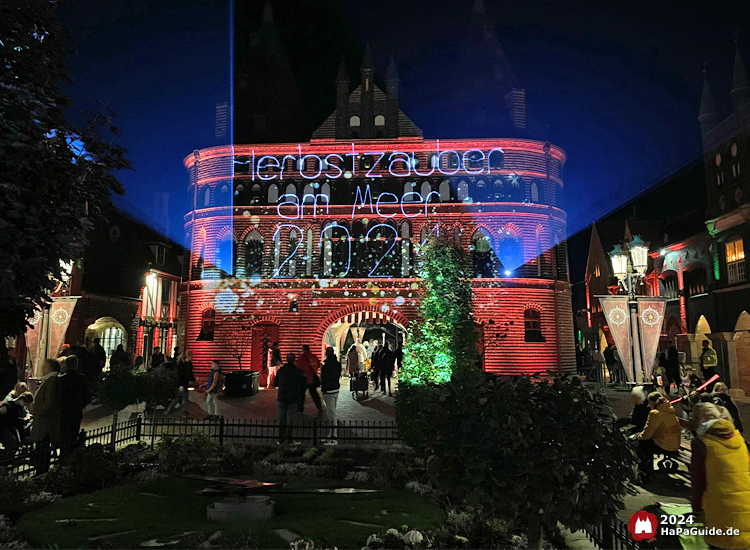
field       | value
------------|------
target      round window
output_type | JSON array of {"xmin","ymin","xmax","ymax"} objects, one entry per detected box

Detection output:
[
  {"xmin": 715, "ymin": 153, "xmax": 722, "ymax": 167},
  {"xmin": 731, "ymin": 143, "xmax": 738, "ymax": 157}
]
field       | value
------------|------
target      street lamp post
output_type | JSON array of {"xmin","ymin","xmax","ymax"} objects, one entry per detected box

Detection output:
[{"xmin": 608, "ymin": 236, "xmax": 650, "ymax": 384}]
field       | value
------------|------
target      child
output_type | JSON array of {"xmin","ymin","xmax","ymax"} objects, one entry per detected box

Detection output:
[
  {"xmin": 201, "ymin": 361, "xmax": 223, "ymax": 420},
  {"xmin": 0, "ymin": 392, "xmax": 34, "ymax": 432},
  {"xmin": 3, "ymin": 382, "xmax": 29, "ymax": 404}
]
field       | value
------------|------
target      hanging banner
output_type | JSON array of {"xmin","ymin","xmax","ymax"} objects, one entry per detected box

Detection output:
[
  {"xmin": 47, "ymin": 298, "xmax": 78, "ymax": 359},
  {"xmin": 599, "ymin": 296, "xmax": 633, "ymax": 382},
  {"xmin": 637, "ymin": 298, "xmax": 667, "ymax": 382},
  {"xmin": 24, "ymin": 309, "xmax": 43, "ymax": 379}
]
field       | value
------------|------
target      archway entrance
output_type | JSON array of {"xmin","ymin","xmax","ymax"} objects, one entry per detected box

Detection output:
[
  {"xmin": 322, "ymin": 310, "xmax": 407, "ymax": 366},
  {"xmin": 85, "ymin": 317, "xmax": 127, "ymax": 367}
]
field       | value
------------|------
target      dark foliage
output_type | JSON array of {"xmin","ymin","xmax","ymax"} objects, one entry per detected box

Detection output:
[
  {"xmin": 0, "ymin": 0, "xmax": 130, "ymax": 353},
  {"xmin": 155, "ymin": 433, "xmax": 222, "ymax": 475}
]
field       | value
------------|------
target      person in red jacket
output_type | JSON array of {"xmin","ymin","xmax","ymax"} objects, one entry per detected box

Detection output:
[{"xmin": 296, "ymin": 345, "xmax": 323, "ymax": 415}]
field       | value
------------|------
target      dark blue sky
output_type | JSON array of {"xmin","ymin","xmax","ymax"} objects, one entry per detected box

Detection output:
[{"xmin": 60, "ymin": 0, "xmax": 750, "ymax": 246}]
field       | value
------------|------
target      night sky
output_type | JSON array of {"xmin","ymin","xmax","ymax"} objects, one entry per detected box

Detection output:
[{"xmin": 60, "ymin": 0, "xmax": 750, "ymax": 248}]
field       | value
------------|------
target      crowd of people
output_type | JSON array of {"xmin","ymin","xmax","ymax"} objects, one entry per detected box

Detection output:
[
  {"xmin": 345, "ymin": 339, "xmax": 402, "ymax": 396},
  {"xmin": 621, "ymin": 381, "xmax": 750, "ymax": 548}
]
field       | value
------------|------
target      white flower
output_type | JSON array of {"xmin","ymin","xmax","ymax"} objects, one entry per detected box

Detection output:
[
  {"xmin": 366, "ymin": 534, "xmax": 382, "ymax": 546},
  {"xmin": 385, "ymin": 529, "xmax": 401, "ymax": 538},
  {"xmin": 403, "ymin": 530, "xmax": 424, "ymax": 546}
]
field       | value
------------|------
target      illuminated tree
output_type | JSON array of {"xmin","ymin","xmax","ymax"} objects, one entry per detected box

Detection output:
[
  {"xmin": 0, "ymin": 0, "xmax": 129, "ymax": 360},
  {"xmin": 400, "ymin": 237, "xmax": 478, "ymax": 384}
]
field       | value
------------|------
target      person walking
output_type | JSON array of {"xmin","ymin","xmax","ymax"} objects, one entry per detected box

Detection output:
[
  {"xmin": 712, "ymin": 382, "xmax": 743, "ymax": 433},
  {"xmin": 176, "ymin": 351, "xmax": 195, "ymax": 416},
  {"xmin": 635, "ymin": 392, "xmax": 682, "ymax": 480},
  {"xmin": 320, "ymin": 347, "xmax": 341, "ymax": 444},
  {"xmin": 346, "ymin": 344, "xmax": 360, "ymax": 376},
  {"xmin": 31, "ymin": 359, "xmax": 61, "ymax": 474},
  {"xmin": 690, "ymin": 402, "xmax": 750, "ymax": 549},
  {"xmin": 394, "ymin": 342, "xmax": 403, "ymax": 377},
  {"xmin": 273, "ymin": 353, "xmax": 306, "ymax": 444},
  {"xmin": 699, "ymin": 340, "xmax": 719, "ymax": 392},
  {"xmin": 379, "ymin": 342, "xmax": 395, "ymax": 396},
  {"xmin": 266, "ymin": 342, "xmax": 282, "ymax": 389},
  {"xmin": 371, "ymin": 343, "xmax": 382, "ymax": 388},
  {"xmin": 202, "ymin": 361, "xmax": 223, "ymax": 420},
  {"xmin": 296, "ymin": 345, "xmax": 323, "ymax": 415},
  {"xmin": 58, "ymin": 356, "xmax": 90, "ymax": 457}
]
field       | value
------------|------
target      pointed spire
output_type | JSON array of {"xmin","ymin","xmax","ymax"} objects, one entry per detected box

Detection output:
[
  {"xmin": 262, "ymin": 0, "xmax": 273, "ymax": 23},
  {"xmin": 730, "ymin": 42, "xmax": 750, "ymax": 111},
  {"xmin": 361, "ymin": 43, "xmax": 374, "ymax": 71},
  {"xmin": 336, "ymin": 56, "xmax": 349, "ymax": 83},
  {"xmin": 386, "ymin": 55, "xmax": 399, "ymax": 83},
  {"xmin": 624, "ymin": 221, "xmax": 633, "ymax": 243},
  {"xmin": 699, "ymin": 68, "xmax": 719, "ymax": 129}
]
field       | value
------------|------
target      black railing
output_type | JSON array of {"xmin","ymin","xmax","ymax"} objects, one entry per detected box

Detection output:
[
  {"xmin": 1, "ymin": 417, "xmax": 399, "ymax": 478},
  {"xmin": 584, "ymin": 518, "xmax": 640, "ymax": 550}
]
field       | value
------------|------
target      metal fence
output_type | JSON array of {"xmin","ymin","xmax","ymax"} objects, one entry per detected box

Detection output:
[
  {"xmin": 1, "ymin": 417, "xmax": 399, "ymax": 478},
  {"xmin": 583, "ymin": 518, "xmax": 640, "ymax": 550}
]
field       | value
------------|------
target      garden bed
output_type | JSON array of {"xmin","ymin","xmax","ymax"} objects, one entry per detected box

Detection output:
[{"xmin": 17, "ymin": 476, "xmax": 444, "ymax": 549}]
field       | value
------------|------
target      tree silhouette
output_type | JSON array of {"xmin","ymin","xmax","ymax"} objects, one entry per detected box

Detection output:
[{"xmin": 217, "ymin": 316, "xmax": 253, "ymax": 371}]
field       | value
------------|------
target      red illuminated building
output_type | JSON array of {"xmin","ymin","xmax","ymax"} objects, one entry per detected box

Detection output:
[{"xmin": 178, "ymin": 4, "xmax": 575, "ymax": 376}]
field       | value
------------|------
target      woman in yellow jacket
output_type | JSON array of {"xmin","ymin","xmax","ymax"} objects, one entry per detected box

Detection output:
[
  {"xmin": 635, "ymin": 392, "xmax": 681, "ymax": 478},
  {"xmin": 690, "ymin": 403, "xmax": 750, "ymax": 549}
]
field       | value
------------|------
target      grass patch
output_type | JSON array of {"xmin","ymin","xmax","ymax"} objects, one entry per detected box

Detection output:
[{"xmin": 18, "ymin": 476, "xmax": 443, "ymax": 549}]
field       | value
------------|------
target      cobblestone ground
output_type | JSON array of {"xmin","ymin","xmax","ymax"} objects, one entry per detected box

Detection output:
[{"xmin": 81, "ymin": 376, "xmax": 397, "ymax": 431}]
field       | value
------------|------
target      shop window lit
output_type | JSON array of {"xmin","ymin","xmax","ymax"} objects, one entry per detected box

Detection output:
[{"xmin": 726, "ymin": 238, "xmax": 746, "ymax": 284}]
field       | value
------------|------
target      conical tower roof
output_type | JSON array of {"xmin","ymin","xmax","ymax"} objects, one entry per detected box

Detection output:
[
  {"xmin": 730, "ymin": 47, "xmax": 750, "ymax": 110},
  {"xmin": 699, "ymin": 70, "xmax": 719, "ymax": 127}
]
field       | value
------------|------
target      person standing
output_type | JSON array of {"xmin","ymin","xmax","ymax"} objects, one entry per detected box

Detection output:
[
  {"xmin": 150, "ymin": 347, "xmax": 165, "ymax": 370},
  {"xmin": 394, "ymin": 342, "xmax": 403, "ymax": 377},
  {"xmin": 177, "ymin": 351, "xmax": 195, "ymax": 416},
  {"xmin": 31, "ymin": 359, "xmax": 61, "ymax": 474},
  {"xmin": 603, "ymin": 343, "xmax": 618, "ymax": 385},
  {"xmin": 273, "ymin": 353, "xmax": 306, "ymax": 444},
  {"xmin": 664, "ymin": 344, "xmax": 681, "ymax": 396},
  {"xmin": 202, "ymin": 361, "xmax": 223, "ymax": 420},
  {"xmin": 699, "ymin": 340, "xmax": 719, "ymax": 392},
  {"xmin": 371, "ymin": 343, "xmax": 382, "ymax": 388},
  {"xmin": 296, "ymin": 345, "xmax": 323, "ymax": 415},
  {"xmin": 379, "ymin": 342, "xmax": 395, "ymax": 396},
  {"xmin": 690, "ymin": 402, "xmax": 750, "ymax": 549},
  {"xmin": 110, "ymin": 344, "xmax": 129, "ymax": 371},
  {"xmin": 266, "ymin": 342, "xmax": 282, "ymax": 389},
  {"xmin": 346, "ymin": 344, "xmax": 361, "ymax": 376},
  {"xmin": 320, "ymin": 347, "xmax": 341, "ymax": 444},
  {"xmin": 58, "ymin": 356, "xmax": 90, "ymax": 457},
  {"xmin": 92, "ymin": 337, "xmax": 106, "ymax": 370}
]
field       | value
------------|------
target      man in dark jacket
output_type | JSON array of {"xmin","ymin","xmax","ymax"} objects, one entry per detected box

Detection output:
[
  {"xmin": 665, "ymin": 344, "xmax": 681, "ymax": 395},
  {"xmin": 378, "ymin": 342, "xmax": 395, "ymax": 396},
  {"xmin": 58, "ymin": 355, "xmax": 90, "ymax": 457},
  {"xmin": 320, "ymin": 347, "xmax": 341, "ymax": 443},
  {"xmin": 92, "ymin": 338, "xmax": 106, "ymax": 369},
  {"xmin": 273, "ymin": 354, "xmax": 306, "ymax": 444},
  {"xmin": 371, "ymin": 344, "xmax": 382, "ymax": 388}
]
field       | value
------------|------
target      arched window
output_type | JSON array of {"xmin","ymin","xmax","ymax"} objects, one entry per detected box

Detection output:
[
  {"xmin": 321, "ymin": 183, "xmax": 331, "ymax": 203},
  {"xmin": 197, "ymin": 308, "xmax": 216, "ymax": 341},
  {"xmin": 305, "ymin": 229, "xmax": 314, "ymax": 277},
  {"xmin": 244, "ymin": 229, "xmax": 264, "ymax": 279},
  {"xmin": 684, "ymin": 266, "xmax": 708, "ymax": 297},
  {"xmin": 439, "ymin": 180, "xmax": 451, "ymax": 202},
  {"xmin": 320, "ymin": 225, "xmax": 333, "ymax": 277},
  {"xmin": 429, "ymin": 154, "xmax": 439, "ymax": 169},
  {"xmin": 507, "ymin": 174, "xmax": 524, "ymax": 201},
  {"xmin": 352, "ymin": 220, "xmax": 365, "ymax": 277},
  {"xmin": 234, "ymin": 183, "xmax": 245, "ymax": 198},
  {"xmin": 251, "ymin": 184, "xmax": 262, "ymax": 204},
  {"xmin": 350, "ymin": 115, "xmax": 361, "ymax": 127},
  {"xmin": 401, "ymin": 221, "xmax": 412, "ymax": 277},
  {"xmin": 216, "ymin": 235, "xmax": 237, "ymax": 278},
  {"xmin": 194, "ymin": 242, "xmax": 205, "ymax": 280},
  {"xmin": 524, "ymin": 309, "xmax": 544, "ymax": 342},
  {"xmin": 201, "ymin": 186, "xmax": 211, "ymax": 207},
  {"xmin": 219, "ymin": 183, "xmax": 230, "ymax": 204},
  {"xmin": 303, "ymin": 183, "xmax": 315, "ymax": 203},
  {"xmin": 273, "ymin": 230, "xmax": 282, "ymax": 272},
  {"xmin": 403, "ymin": 181, "xmax": 418, "ymax": 201},
  {"xmin": 530, "ymin": 180, "xmax": 542, "ymax": 203},
  {"xmin": 492, "ymin": 177, "xmax": 506, "ymax": 201},
  {"xmin": 475, "ymin": 179, "xmax": 491, "ymax": 202},
  {"xmin": 420, "ymin": 181, "xmax": 435, "ymax": 201},
  {"xmin": 457, "ymin": 180, "xmax": 470, "ymax": 202},
  {"xmin": 374, "ymin": 115, "xmax": 385, "ymax": 126},
  {"xmin": 660, "ymin": 272, "xmax": 680, "ymax": 299},
  {"xmin": 285, "ymin": 182, "xmax": 297, "ymax": 198},
  {"xmin": 496, "ymin": 233, "xmax": 523, "ymax": 275},
  {"xmin": 471, "ymin": 228, "xmax": 499, "ymax": 278},
  {"xmin": 283, "ymin": 228, "xmax": 300, "ymax": 278},
  {"xmin": 489, "ymin": 149, "xmax": 504, "ymax": 169},
  {"xmin": 267, "ymin": 183, "xmax": 279, "ymax": 204}
]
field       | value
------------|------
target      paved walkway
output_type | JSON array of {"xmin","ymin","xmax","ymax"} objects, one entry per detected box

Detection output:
[{"xmin": 81, "ymin": 376, "xmax": 397, "ymax": 431}]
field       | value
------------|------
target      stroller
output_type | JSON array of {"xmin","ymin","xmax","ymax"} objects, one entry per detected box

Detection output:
[{"xmin": 349, "ymin": 372, "xmax": 369, "ymax": 399}]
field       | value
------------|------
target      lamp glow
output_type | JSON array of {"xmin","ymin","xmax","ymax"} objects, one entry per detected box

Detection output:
[
  {"xmin": 628, "ymin": 235, "xmax": 650, "ymax": 276},
  {"xmin": 608, "ymin": 245, "xmax": 628, "ymax": 281}
]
